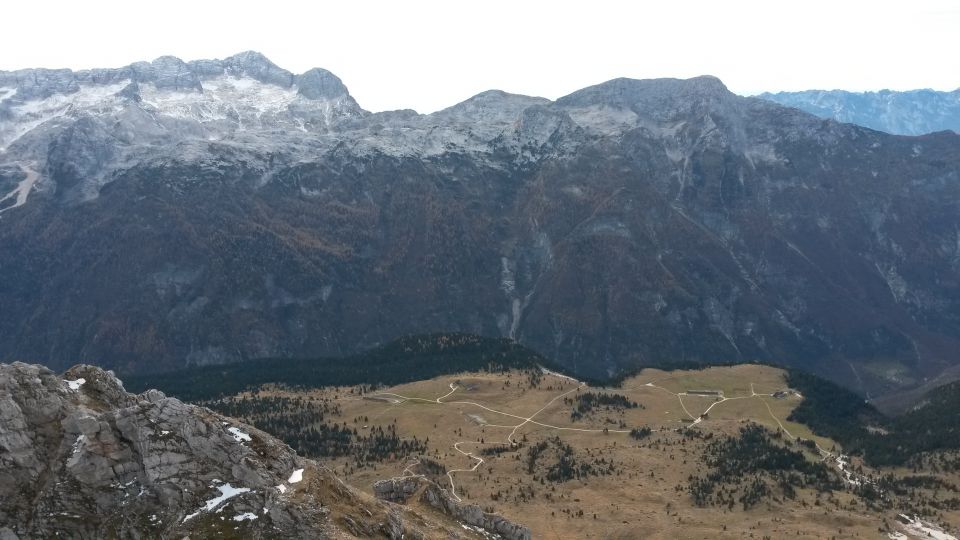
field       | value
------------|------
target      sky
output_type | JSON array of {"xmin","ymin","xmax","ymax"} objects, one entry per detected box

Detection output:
[{"xmin": 3, "ymin": 0, "xmax": 958, "ymax": 113}]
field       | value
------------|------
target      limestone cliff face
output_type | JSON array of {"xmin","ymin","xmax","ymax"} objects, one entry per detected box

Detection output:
[{"xmin": 0, "ymin": 362, "xmax": 515, "ymax": 539}]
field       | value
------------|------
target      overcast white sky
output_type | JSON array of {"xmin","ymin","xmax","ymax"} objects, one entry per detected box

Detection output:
[{"xmin": 3, "ymin": 0, "xmax": 958, "ymax": 113}]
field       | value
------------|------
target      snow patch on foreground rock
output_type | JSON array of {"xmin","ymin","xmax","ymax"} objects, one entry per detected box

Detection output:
[
  {"xmin": 288, "ymin": 469, "xmax": 304, "ymax": 484},
  {"xmin": 227, "ymin": 426, "xmax": 251, "ymax": 442},
  {"xmin": 182, "ymin": 483, "xmax": 251, "ymax": 522}
]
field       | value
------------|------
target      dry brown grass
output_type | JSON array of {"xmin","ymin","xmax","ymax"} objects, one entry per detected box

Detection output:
[{"xmin": 237, "ymin": 365, "xmax": 960, "ymax": 539}]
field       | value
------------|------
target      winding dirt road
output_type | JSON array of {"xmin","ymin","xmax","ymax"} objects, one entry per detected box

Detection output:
[{"xmin": 375, "ymin": 370, "xmax": 873, "ymax": 504}]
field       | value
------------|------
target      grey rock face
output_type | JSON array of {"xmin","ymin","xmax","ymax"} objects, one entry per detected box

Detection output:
[
  {"xmin": 0, "ymin": 51, "xmax": 368, "ymax": 161},
  {"xmin": 115, "ymin": 81, "xmax": 142, "ymax": 102},
  {"xmin": 131, "ymin": 56, "xmax": 203, "ymax": 92},
  {"xmin": 0, "ymin": 362, "xmax": 476, "ymax": 539},
  {"xmin": 0, "ymin": 68, "xmax": 79, "ymax": 100},
  {"xmin": 555, "ymin": 75, "xmax": 731, "ymax": 115},
  {"xmin": 0, "ymin": 51, "xmax": 359, "ymax": 111},
  {"xmin": 374, "ymin": 476, "xmax": 424, "ymax": 503},
  {"xmin": 223, "ymin": 50, "xmax": 296, "ymax": 87},
  {"xmin": 75, "ymin": 67, "xmax": 138, "ymax": 86},
  {"xmin": 296, "ymin": 67, "xmax": 350, "ymax": 100},
  {"xmin": 187, "ymin": 51, "xmax": 295, "ymax": 88}
]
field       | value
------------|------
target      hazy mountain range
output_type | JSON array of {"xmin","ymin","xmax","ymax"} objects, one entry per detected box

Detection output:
[{"xmin": 759, "ymin": 88, "xmax": 960, "ymax": 135}]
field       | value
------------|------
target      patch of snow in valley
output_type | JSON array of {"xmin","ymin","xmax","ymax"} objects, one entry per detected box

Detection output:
[
  {"xmin": 232, "ymin": 512, "xmax": 257, "ymax": 522},
  {"xmin": 65, "ymin": 378, "xmax": 86, "ymax": 391},
  {"xmin": 836, "ymin": 454, "xmax": 863, "ymax": 486},
  {"xmin": 276, "ymin": 484, "xmax": 287, "ymax": 493},
  {"xmin": 540, "ymin": 367, "xmax": 581, "ymax": 384}
]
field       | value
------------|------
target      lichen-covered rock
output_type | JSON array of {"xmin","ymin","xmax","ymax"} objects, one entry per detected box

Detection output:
[
  {"xmin": 374, "ymin": 475, "xmax": 532, "ymax": 540},
  {"xmin": 373, "ymin": 476, "xmax": 424, "ymax": 503}
]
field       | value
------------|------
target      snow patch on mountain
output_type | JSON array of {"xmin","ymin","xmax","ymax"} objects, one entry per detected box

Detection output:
[
  {"xmin": 140, "ymin": 76, "xmax": 299, "ymax": 126},
  {"xmin": 0, "ymin": 81, "xmax": 129, "ymax": 149}
]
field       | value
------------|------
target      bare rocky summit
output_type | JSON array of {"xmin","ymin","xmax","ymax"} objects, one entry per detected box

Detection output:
[{"xmin": 0, "ymin": 362, "xmax": 524, "ymax": 539}]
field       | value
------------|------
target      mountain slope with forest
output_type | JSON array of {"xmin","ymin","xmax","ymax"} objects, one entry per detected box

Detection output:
[{"xmin": 2, "ymin": 53, "xmax": 960, "ymax": 400}]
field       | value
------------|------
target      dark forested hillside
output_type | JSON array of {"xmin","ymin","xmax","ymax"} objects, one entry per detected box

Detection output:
[
  {"xmin": 123, "ymin": 333, "xmax": 560, "ymax": 401},
  {"xmin": 123, "ymin": 333, "xmax": 774, "ymax": 401},
  {"xmin": 688, "ymin": 424, "xmax": 842, "ymax": 509},
  {"xmin": 787, "ymin": 370, "xmax": 960, "ymax": 467}
]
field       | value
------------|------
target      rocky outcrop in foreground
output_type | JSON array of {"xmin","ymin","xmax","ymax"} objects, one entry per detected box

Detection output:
[{"xmin": 0, "ymin": 362, "xmax": 523, "ymax": 539}]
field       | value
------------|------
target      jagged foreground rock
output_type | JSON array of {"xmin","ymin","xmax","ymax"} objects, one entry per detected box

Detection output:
[
  {"xmin": 0, "ymin": 362, "xmax": 529, "ymax": 539},
  {"xmin": 2, "ymin": 52, "xmax": 960, "ymax": 398}
]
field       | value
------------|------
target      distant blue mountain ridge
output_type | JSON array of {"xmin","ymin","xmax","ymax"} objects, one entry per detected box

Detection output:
[{"xmin": 758, "ymin": 88, "xmax": 960, "ymax": 136}]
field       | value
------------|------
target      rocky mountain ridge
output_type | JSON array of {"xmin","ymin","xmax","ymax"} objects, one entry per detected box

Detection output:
[
  {"xmin": 0, "ymin": 361, "xmax": 528, "ymax": 539},
  {"xmin": 1, "ymin": 52, "xmax": 959, "ymax": 401},
  {"xmin": 0, "ymin": 50, "xmax": 352, "ymax": 102}
]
